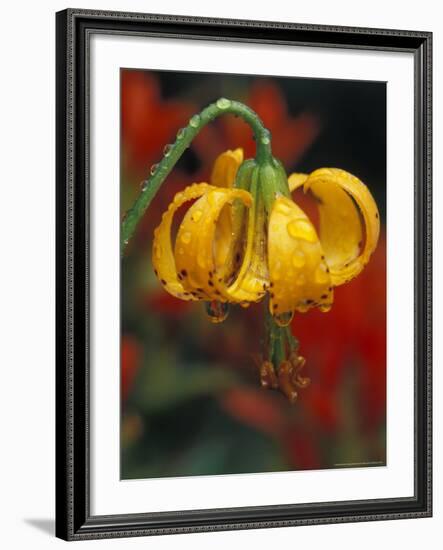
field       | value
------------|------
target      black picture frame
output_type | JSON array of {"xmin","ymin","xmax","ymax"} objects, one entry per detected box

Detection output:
[{"xmin": 55, "ymin": 8, "xmax": 432, "ymax": 541}]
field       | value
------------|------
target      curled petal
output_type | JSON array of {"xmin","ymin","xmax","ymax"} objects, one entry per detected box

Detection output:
[
  {"xmin": 210, "ymin": 149, "xmax": 244, "ymax": 268},
  {"xmin": 224, "ymin": 174, "xmax": 270, "ymax": 303},
  {"xmin": 268, "ymin": 196, "xmax": 333, "ymax": 316},
  {"xmin": 303, "ymin": 168, "xmax": 380, "ymax": 286},
  {"xmin": 288, "ymin": 172, "xmax": 308, "ymax": 192},
  {"xmin": 210, "ymin": 148, "xmax": 244, "ymax": 188},
  {"xmin": 174, "ymin": 186, "xmax": 253, "ymax": 302},
  {"xmin": 152, "ymin": 183, "xmax": 214, "ymax": 301}
]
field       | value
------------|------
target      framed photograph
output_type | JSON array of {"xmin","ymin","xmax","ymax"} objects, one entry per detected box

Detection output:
[{"xmin": 55, "ymin": 8, "xmax": 432, "ymax": 541}]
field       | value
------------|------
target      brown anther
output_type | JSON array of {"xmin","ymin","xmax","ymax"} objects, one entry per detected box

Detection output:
[
  {"xmin": 259, "ymin": 361, "xmax": 279, "ymax": 390},
  {"xmin": 278, "ymin": 361, "xmax": 298, "ymax": 404},
  {"xmin": 289, "ymin": 351, "xmax": 310, "ymax": 389}
]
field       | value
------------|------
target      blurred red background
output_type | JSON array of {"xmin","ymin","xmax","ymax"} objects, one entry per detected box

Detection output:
[{"xmin": 120, "ymin": 68, "xmax": 386, "ymax": 479}]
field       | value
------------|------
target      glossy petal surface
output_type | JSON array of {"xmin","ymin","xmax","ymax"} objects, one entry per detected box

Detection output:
[
  {"xmin": 268, "ymin": 196, "xmax": 333, "ymax": 316},
  {"xmin": 152, "ymin": 183, "xmax": 215, "ymax": 301},
  {"xmin": 303, "ymin": 168, "xmax": 380, "ymax": 286},
  {"xmin": 174, "ymin": 186, "xmax": 254, "ymax": 302},
  {"xmin": 210, "ymin": 149, "xmax": 244, "ymax": 268}
]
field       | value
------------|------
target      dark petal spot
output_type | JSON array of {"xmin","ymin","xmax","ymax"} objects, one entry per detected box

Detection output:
[
  {"xmin": 321, "ymin": 294, "xmax": 328, "ymax": 299},
  {"xmin": 208, "ymin": 280, "xmax": 214, "ymax": 287},
  {"xmin": 273, "ymin": 304, "xmax": 278, "ymax": 310},
  {"xmin": 328, "ymin": 287, "xmax": 333, "ymax": 291},
  {"xmin": 306, "ymin": 299, "xmax": 313, "ymax": 304},
  {"xmin": 321, "ymin": 255, "xmax": 325, "ymax": 260},
  {"xmin": 154, "ymin": 269, "xmax": 158, "ymax": 276},
  {"xmin": 263, "ymin": 283, "xmax": 267, "ymax": 290},
  {"xmin": 197, "ymin": 288, "xmax": 203, "ymax": 292},
  {"xmin": 218, "ymin": 278, "xmax": 223, "ymax": 283},
  {"xmin": 161, "ymin": 279, "xmax": 167, "ymax": 285},
  {"xmin": 209, "ymin": 271, "xmax": 213, "ymax": 277},
  {"xmin": 215, "ymin": 290, "xmax": 221, "ymax": 295},
  {"xmin": 326, "ymin": 268, "xmax": 330, "ymax": 273},
  {"xmin": 178, "ymin": 273, "xmax": 183, "ymax": 280},
  {"xmin": 235, "ymin": 253, "xmax": 241, "ymax": 264},
  {"xmin": 270, "ymin": 282, "xmax": 274, "ymax": 288},
  {"xmin": 375, "ymin": 213, "xmax": 379, "ymax": 219},
  {"xmin": 181, "ymin": 269, "xmax": 187, "ymax": 277}
]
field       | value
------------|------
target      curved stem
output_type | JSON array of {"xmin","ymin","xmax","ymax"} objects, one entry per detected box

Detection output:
[{"xmin": 121, "ymin": 98, "xmax": 272, "ymax": 253}]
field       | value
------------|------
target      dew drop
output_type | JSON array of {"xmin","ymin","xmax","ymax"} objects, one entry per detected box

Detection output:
[
  {"xmin": 287, "ymin": 219, "xmax": 317, "ymax": 243},
  {"xmin": 292, "ymin": 250, "xmax": 306, "ymax": 268},
  {"xmin": 155, "ymin": 245, "xmax": 162, "ymax": 259},
  {"xmin": 191, "ymin": 210, "xmax": 203, "ymax": 222},
  {"xmin": 140, "ymin": 180, "xmax": 149, "ymax": 191},
  {"xmin": 178, "ymin": 247, "xmax": 185, "ymax": 255},
  {"xmin": 296, "ymin": 273, "xmax": 306, "ymax": 286},
  {"xmin": 181, "ymin": 231, "xmax": 192, "ymax": 244},
  {"xmin": 189, "ymin": 114, "xmax": 201, "ymax": 128},
  {"xmin": 163, "ymin": 144, "xmax": 173, "ymax": 157},
  {"xmin": 216, "ymin": 97, "xmax": 231, "ymax": 110},
  {"xmin": 275, "ymin": 201, "xmax": 292, "ymax": 215},
  {"xmin": 261, "ymin": 135, "xmax": 271, "ymax": 145},
  {"xmin": 273, "ymin": 310, "xmax": 294, "ymax": 327},
  {"xmin": 206, "ymin": 300, "xmax": 229, "ymax": 323},
  {"xmin": 150, "ymin": 163, "xmax": 159, "ymax": 176},
  {"xmin": 197, "ymin": 254, "xmax": 206, "ymax": 268},
  {"xmin": 176, "ymin": 128, "xmax": 186, "ymax": 140}
]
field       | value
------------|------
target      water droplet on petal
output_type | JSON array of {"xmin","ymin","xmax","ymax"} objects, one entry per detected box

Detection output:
[
  {"xmin": 191, "ymin": 210, "xmax": 202, "ymax": 222},
  {"xmin": 163, "ymin": 144, "xmax": 173, "ymax": 157},
  {"xmin": 292, "ymin": 250, "xmax": 306, "ymax": 268},
  {"xmin": 261, "ymin": 135, "xmax": 270, "ymax": 145},
  {"xmin": 274, "ymin": 200, "xmax": 291, "ymax": 215},
  {"xmin": 287, "ymin": 219, "xmax": 317, "ymax": 243},
  {"xmin": 189, "ymin": 114, "xmax": 201, "ymax": 128},
  {"xmin": 216, "ymin": 98, "xmax": 231, "ymax": 110},
  {"xmin": 178, "ymin": 247, "xmax": 185, "ymax": 255},
  {"xmin": 296, "ymin": 273, "xmax": 306, "ymax": 286},
  {"xmin": 140, "ymin": 180, "xmax": 149, "ymax": 190},
  {"xmin": 206, "ymin": 301, "xmax": 229, "ymax": 323},
  {"xmin": 273, "ymin": 310, "xmax": 294, "ymax": 327},
  {"xmin": 181, "ymin": 231, "xmax": 192, "ymax": 244},
  {"xmin": 197, "ymin": 254, "xmax": 206, "ymax": 268},
  {"xmin": 155, "ymin": 245, "xmax": 162, "ymax": 259},
  {"xmin": 150, "ymin": 163, "xmax": 159, "ymax": 176}
]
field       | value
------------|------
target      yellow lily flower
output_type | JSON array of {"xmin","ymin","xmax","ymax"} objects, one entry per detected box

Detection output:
[{"xmin": 152, "ymin": 148, "xmax": 380, "ymax": 328}]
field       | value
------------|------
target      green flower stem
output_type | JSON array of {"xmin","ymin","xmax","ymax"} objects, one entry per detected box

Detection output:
[
  {"xmin": 121, "ymin": 98, "xmax": 272, "ymax": 253},
  {"xmin": 264, "ymin": 301, "xmax": 298, "ymax": 371}
]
